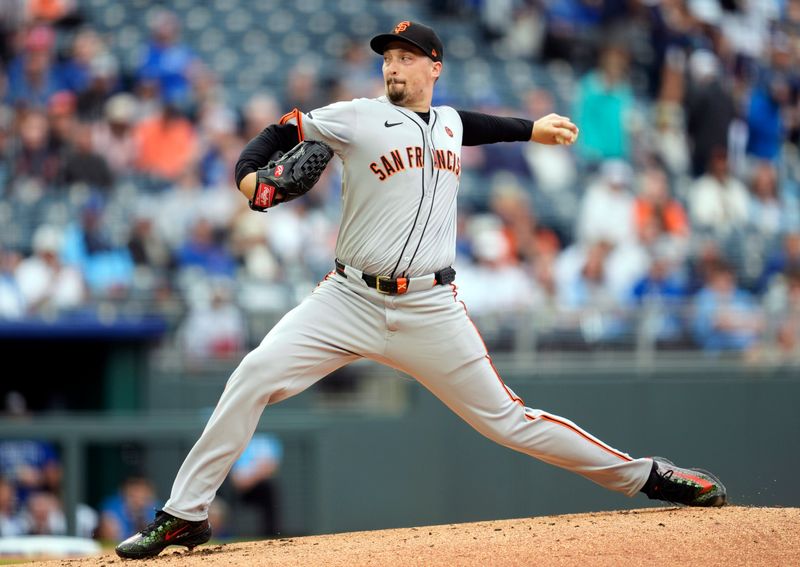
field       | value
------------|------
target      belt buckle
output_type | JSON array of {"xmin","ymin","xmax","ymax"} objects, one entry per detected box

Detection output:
[{"xmin": 375, "ymin": 275, "xmax": 391, "ymax": 294}]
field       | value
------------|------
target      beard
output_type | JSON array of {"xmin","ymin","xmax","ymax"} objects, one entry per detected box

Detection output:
[{"xmin": 386, "ymin": 80, "xmax": 407, "ymax": 104}]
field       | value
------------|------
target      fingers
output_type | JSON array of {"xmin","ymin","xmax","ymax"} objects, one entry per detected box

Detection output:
[
  {"xmin": 555, "ymin": 126, "xmax": 579, "ymax": 145},
  {"xmin": 532, "ymin": 113, "xmax": 579, "ymax": 145}
]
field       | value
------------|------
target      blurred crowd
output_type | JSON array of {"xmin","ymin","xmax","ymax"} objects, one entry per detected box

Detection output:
[
  {"xmin": 0, "ymin": 389, "xmax": 282, "ymax": 541},
  {"xmin": 1, "ymin": 0, "xmax": 800, "ymax": 363}
]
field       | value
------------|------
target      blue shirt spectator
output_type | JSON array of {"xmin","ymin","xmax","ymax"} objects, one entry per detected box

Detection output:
[
  {"xmin": 692, "ymin": 261, "xmax": 764, "ymax": 353},
  {"xmin": 176, "ymin": 218, "xmax": 237, "ymax": 278},
  {"xmin": 5, "ymin": 26, "xmax": 62, "ymax": 108},
  {"xmin": 136, "ymin": 10, "xmax": 198, "ymax": 108},
  {"xmin": 0, "ymin": 439, "xmax": 61, "ymax": 507},
  {"xmin": 61, "ymin": 196, "xmax": 135, "ymax": 297},
  {"xmin": 96, "ymin": 476, "xmax": 159, "ymax": 542},
  {"xmin": 745, "ymin": 75, "xmax": 786, "ymax": 161}
]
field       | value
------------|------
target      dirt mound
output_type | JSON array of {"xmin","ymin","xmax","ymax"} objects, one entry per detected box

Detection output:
[{"xmin": 28, "ymin": 506, "xmax": 800, "ymax": 567}]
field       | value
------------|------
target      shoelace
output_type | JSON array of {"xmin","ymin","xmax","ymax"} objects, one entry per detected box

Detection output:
[
  {"xmin": 139, "ymin": 512, "xmax": 169, "ymax": 537},
  {"xmin": 655, "ymin": 469, "xmax": 702, "ymax": 504}
]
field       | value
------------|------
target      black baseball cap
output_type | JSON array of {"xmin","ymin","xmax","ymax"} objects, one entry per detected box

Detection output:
[{"xmin": 370, "ymin": 21, "xmax": 443, "ymax": 63}]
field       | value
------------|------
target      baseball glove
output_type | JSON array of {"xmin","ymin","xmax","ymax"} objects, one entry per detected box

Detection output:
[{"xmin": 249, "ymin": 140, "xmax": 334, "ymax": 212}]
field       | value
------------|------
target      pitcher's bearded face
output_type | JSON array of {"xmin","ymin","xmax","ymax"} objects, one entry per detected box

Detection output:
[{"xmin": 382, "ymin": 42, "xmax": 440, "ymax": 107}]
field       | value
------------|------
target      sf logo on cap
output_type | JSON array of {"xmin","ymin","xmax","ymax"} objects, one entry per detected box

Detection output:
[{"xmin": 393, "ymin": 21, "xmax": 411, "ymax": 33}]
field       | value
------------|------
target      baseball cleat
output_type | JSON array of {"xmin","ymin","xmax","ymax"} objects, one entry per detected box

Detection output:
[
  {"xmin": 115, "ymin": 510, "xmax": 212, "ymax": 559},
  {"xmin": 642, "ymin": 457, "xmax": 727, "ymax": 507}
]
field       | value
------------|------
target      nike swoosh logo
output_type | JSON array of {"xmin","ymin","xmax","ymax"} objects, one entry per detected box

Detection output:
[
  {"xmin": 384, "ymin": 121, "xmax": 403, "ymax": 128},
  {"xmin": 164, "ymin": 525, "xmax": 190, "ymax": 541}
]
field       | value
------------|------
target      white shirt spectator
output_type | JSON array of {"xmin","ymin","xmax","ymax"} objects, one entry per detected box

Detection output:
[
  {"xmin": 15, "ymin": 226, "xmax": 85, "ymax": 314},
  {"xmin": 179, "ymin": 279, "xmax": 247, "ymax": 360},
  {"xmin": 689, "ymin": 172, "xmax": 750, "ymax": 236},
  {"xmin": 576, "ymin": 160, "xmax": 636, "ymax": 246}
]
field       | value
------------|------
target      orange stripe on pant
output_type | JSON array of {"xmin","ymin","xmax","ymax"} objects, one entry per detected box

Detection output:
[{"xmin": 450, "ymin": 283, "xmax": 632, "ymax": 462}]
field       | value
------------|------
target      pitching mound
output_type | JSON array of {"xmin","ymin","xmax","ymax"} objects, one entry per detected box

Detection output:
[{"xmin": 29, "ymin": 506, "xmax": 799, "ymax": 566}]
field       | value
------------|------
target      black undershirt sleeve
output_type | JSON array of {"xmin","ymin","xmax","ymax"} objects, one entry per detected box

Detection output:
[
  {"xmin": 456, "ymin": 109, "xmax": 534, "ymax": 147},
  {"xmin": 234, "ymin": 123, "xmax": 300, "ymax": 187}
]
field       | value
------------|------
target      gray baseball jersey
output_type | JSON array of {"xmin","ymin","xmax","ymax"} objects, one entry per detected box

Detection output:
[
  {"xmin": 297, "ymin": 96, "xmax": 462, "ymax": 277},
  {"xmin": 162, "ymin": 96, "xmax": 653, "ymax": 522}
]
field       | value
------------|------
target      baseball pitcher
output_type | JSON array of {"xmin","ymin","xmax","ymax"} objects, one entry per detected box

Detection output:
[{"xmin": 116, "ymin": 21, "xmax": 726, "ymax": 559}]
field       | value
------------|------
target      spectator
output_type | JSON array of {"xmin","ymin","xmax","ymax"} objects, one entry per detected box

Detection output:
[
  {"xmin": 154, "ymin": 166, "xmax": 210, "ymax": 249},
  {"xmin": 691, "ymin": 260, "xmax": 764, "ymax": 355},
  {"xmin": 555, "ymin": 240, "xmax": 630, "ymax": 343},
  {"xmin": 647, "ymin": 102, "xmax": 690, "ymax": 181},
  {"xmin": 15, "ymin": 224, "xmax": 85, "ymax": 315},
  {"xmin": 18, "ymin": 488, "xmax": 96, "ymax": 538},
  {"xmin": 745, "ymin": 33, "xmax": 793, "ymax": 163},
  {"xmin": 133, "ymin": 104, "xmax": 198, "ymax": 181},
  {"xmin": 747, "ymin": 160, "xmax": 789, "ymax": 239},
  {"xmin": 454, "ymin": 215, "xmax": 540, "ymax": 318},
  {"xmin": 241, "ymin": 93, "xmax": 280, "ymax": 142},
  {"xmin": 8, "ymin": 109, "xmax": 61, "ymax": 187},
  {"xmin": 229, "ymin": 208, "xmax": 280, "ymax": 282},
  {"xmin": 46, "ymin": 89, "xmax": 78, "ymax": 156},
  {"xmin": 96, "ymin": 476, "xmax": 158, "ymax": 543},
  {"xmin": 282, "ymin": 62, "xmax": 327, "ymax": 114},
  {"xmin": 0, "ymin": 476, "xmax": 24, "ymax": 537},
  {"xmin": 688, "ymin": 147, "xmax": 750, "ymax": 237},
  {"xmin": 136, "ymin": 9, "xmax": 198, "ymax": 109},
  {"xmin": 230, "ymin": 433, "xmax": 283, "ymax": 537},
  {"xmin": 487, "ymin": 179, "xmax": 561, "ymax": 263},
  {"xmin": 757, "ymin": 231, "xmax": 800, "ymax": 292},
  {"xmin": 684, "ymin": 50, "xmax": 736, "ymax": 177},
  {"xmin": 4, "ymin": 25, "xmax": 61, "ymax": 108},
  {"xmin": 176, "ymin": 217, "xmax": 236, "ymax": 278},
  {"xmin": 339, "ymin": 39, "xmax": 383, "ymax": 98},
  {"xmin": 92, "ymin": 93, "xmax": 138, "ymax": 177},
  {"xmin": 126, "ymin": 202, "xmax": 175, "ymax": 283},
  {"xmin": 61, "ymin": 195, "xmax": 135, "ymax": 299},
  {"xmin": 576, "ymin": 159, "xmax": 636, "ymax": 246},
  {"xmin": 633, "ymin": 162, "xmax": 690, "ymax": 247},
  {"xmin": 21, "ymin": 491, "xmax": 64, "ymax": 535},
  {"xmin": 630, "ymin": 241, "xmax": 690, "ymax": 344},
  {"xmin": 0, "ymin": 392, "xmax": 63, "ymax": 507},
  {"xmin": 573, "ymin": 43, "xmax": 635, "ymax": 163},
  {"xmin": 178, "ymin": 277, "xmax": 246, "ymax": 361},
  {"xmin": 521, "ymin": 88, "xmax": 577, "ymax": 194},
  {"xmin": 75, "ymin": 53, "xmax": 120, "ymax": 121},
  {"xmin": 60, "ymin": 121, "xmax": 113, "ymax": 190},
  {"xmin": 56, "ymin": 27, "xmax": 104, "ymax": 95},
  {"xmin": 197, "ymin": 104, "xmax": 241, "ymax": 188},
  {"xmin": 686, "ymin": 237, "xmax": 726, "ymax": 294}
]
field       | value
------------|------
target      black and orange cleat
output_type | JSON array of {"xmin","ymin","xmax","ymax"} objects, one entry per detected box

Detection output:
[
  {"xmin": 642, "ymin": 457, "xmax": 727, "ymax": 507},
  {"xmin": 115, "ymin": 510, "xmax": 212, "ymax": 559}
]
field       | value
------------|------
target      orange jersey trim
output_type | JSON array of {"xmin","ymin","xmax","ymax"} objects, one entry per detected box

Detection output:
[{"xmin": 279, "ymin": 108, "xmax": 305, "ymax": 142}]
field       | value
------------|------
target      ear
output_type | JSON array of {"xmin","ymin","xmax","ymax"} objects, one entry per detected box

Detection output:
[{"xmin": 431, "ymin": 61, "xmax": 442, "ymax": 80}]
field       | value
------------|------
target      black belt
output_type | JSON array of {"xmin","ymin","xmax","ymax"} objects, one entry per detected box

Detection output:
[{"xmin": 335, "ymin": 260, "xmax": 455, "ymax": 295}]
